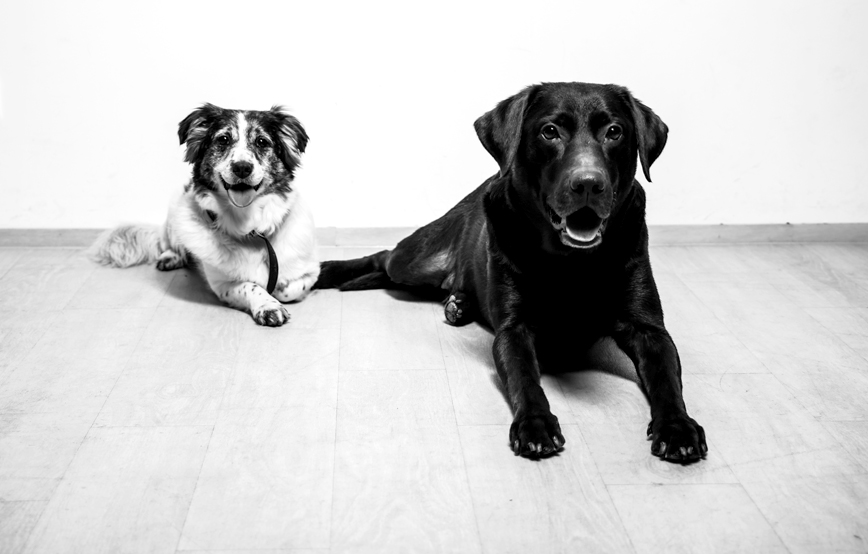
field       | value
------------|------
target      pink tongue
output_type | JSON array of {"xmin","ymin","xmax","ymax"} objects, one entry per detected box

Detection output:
[
  {"xmin": 227, "ymin": 188, "xmax": 256, "ymax": 208},
  {"xmin": 565, "ymin": 224, "xmax": 600, "ymax": 243}
]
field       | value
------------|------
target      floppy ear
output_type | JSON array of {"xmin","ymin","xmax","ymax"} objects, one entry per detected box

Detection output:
[
  {"xmin": 268, "ymin": 105, "xmax": 309, "ymax": 174},
  {"xmin": 474, "ymin": 85, "xmax": 538, "ymax": 176},
  {"xmin": 617, "ymin": 88, "xmax": 668, "ymax": 182},
  {"xmin": 178, "ymin": 103, "xmax": 222, "ymax": 163}
]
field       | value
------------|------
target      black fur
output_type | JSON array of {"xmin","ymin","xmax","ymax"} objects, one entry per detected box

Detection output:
[{"xmin": 316, "ymin": 82, "xmax": 706, "ymax": 462}]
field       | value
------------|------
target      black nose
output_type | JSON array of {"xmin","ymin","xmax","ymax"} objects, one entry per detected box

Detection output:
[
  {"xmin": 232, "ymin": 162, "xmax": 253, "ymax": 179},
  {"xmin": 569, "ymin": 173, "xmax": 606, "ymax": 196}
]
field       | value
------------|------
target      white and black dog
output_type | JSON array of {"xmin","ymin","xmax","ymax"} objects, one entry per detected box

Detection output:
[{"xmin": 89, "ymin": 104, "xmax": 319, "ymax": 326}]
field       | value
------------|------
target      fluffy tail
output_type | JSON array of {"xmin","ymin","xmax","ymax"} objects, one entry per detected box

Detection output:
[
  {"xmin": 87, "ymin": 225, "xmax": 162, "ymax": 268},
  {"xmin": 314, "ymin": 250, "xmax": 394, "ymax": 290}
]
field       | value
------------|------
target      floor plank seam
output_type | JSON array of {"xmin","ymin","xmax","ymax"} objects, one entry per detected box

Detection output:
[
  {"xmin": 433, "ymin": 305, "xmax": 486, "ymax": 554},
  {"xmin": 327, "ymin": 291, "xmax": 343, "ymax": 552},
  {"xmin": 172, "ymin": 422, "xmax": 218, "ymax": 553}
]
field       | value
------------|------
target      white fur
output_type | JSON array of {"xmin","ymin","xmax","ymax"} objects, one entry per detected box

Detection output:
[{"xmin": 90, "ymin": 183, "xmax": 319, "ymax": 327}]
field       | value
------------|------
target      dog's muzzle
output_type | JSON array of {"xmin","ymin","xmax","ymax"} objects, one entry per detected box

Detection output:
[{"xmin": 547, "ymin": 205, "xmax": 607, "ymax": 249}]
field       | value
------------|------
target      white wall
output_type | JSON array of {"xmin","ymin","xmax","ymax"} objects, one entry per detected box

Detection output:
[{"xmin": 1, "ymin": 0, "xmax": 866, "ymax": 229}]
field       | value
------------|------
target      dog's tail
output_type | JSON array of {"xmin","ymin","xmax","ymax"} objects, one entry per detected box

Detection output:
[
  {"xmin": 314, "ymin": 250, "xmax": 394, "ymax": 290},
  {"xmin": 87, "ymin": 225, "xmax": 163, "ymax": 268}
]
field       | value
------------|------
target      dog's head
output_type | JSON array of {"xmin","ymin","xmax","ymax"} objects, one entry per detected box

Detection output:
[
  {"xmin": 476, "ymin": 82, "xmax": 667, "ymax": 253},
  {"xmin": 178, "ymin": 104, "xmax": 309, "ymax": 208}
]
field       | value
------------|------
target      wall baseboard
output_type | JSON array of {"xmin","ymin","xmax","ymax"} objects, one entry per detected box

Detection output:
[{"xmin": 1, "ymin": 224, "xmax": 867, "ymax": 248}]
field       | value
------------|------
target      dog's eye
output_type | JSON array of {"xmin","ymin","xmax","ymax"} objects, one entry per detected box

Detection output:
[
  {"xmin": 215, "ymin": 135, "xmax": 230, "ymax": 146},
  {"xmin": 605, "ymin": 125, "xmax": 623, "ymax": 141},
  {"xmin": 255, "ymin": 137, "xmax": 270, "ymax": 149},
  {"xmin": 541, "ymin": 124, "xmax": 559, "ymax": 141}
]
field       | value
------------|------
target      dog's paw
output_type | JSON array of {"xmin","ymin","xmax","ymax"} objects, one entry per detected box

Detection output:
[
  {"xmin": 252, "ymin": 304, "xmax": 291, "ymax": 327},
  {"xmin": 156, "ymin": 251, "xmax": 186, "ymax": 271},
  {"xmin": 509, "ymin": 411, "xmax": 565, "ymax": 458},
  {"xmin": 647, "ymin": 413, "xmax": 707, "ymax": 463},
  {"xmin": 444, "ymin": 292, "xmax": 472, "ymax": 326}
]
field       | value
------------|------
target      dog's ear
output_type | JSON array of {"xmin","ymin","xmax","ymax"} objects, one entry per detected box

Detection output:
[
  {"xmin": 178, "ymin": 103, "xmax": 222, "ymax": 164},
  {"xmin": 474, "ymin": 85, "xmax": 538, "ymax": 176},
  {"xmin": 616, "ymin": 87, "xmax": 668, "ymax": 182},
  {"xmin": 268, "ymin": 106, "xmax": 309, "ymax": 174}
]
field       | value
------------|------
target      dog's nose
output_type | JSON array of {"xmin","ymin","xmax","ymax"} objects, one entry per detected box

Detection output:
[
  {"xmin": 569, "ymin": 172, "xmax": 607, "ymax": 196},
  {"xmin": 232, "ymin": 161, "xmax": 253, "ymax": 179}
]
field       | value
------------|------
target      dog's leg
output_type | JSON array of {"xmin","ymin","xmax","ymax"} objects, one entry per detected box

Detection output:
[
  {"xmin": 493, "ymin": 313, "xmax": 565, "ymax": 458},
  {"xmin": 315, "ymin": 250, "xmax": 391, "ymax": 289},
  {"xmin": 613, "ymin": 260, "xmax": 707, "ymax": 462},
  {"xmin": 206, "ymin": 272, "xmax": 290, "ymax": 326},
  {"xmin": 273, "ymin": 270, "xmax": 318, "ymax": 303}
]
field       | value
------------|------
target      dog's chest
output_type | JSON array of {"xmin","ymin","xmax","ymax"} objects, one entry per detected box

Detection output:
[
  {"xmin": 210, "ymin": 235, "xmax": 272, "ymax": 283},
  {"xmin": 520, "ymin": 264, "xmax": 623, "ymax": 335}
]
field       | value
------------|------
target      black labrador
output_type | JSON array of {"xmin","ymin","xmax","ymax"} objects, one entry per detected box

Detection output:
[{"xmin": 316, "ymin": 82, "xmax": 707, "ymax": 463}]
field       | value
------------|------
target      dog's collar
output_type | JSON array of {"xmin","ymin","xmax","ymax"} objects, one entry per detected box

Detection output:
[
  {"xmin": 203, "ymin": 209, "xmax": 279, "ymax": 295},
  {"xmin": 251, "ymin": 231, "xmax": 279, "ymax": 294}
]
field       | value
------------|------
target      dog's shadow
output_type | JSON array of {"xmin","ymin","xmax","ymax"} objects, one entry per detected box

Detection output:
[
  {"xmin": 384, "ymin": 289, "xmax": 643, "ymax": 410},
  {"xmin": 162, "ymin": 267, "xmax": 223, "ymax": 306}
]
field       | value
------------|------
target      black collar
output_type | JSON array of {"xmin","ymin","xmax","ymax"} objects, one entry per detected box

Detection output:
[{"xmin": 251, "ymin": 231, "xmax": 279, "ymax": 294}]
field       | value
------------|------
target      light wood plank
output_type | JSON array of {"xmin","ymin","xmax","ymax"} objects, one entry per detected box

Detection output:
[
  {"xmin": 331, "ymin": 370, "xmax": 480, "ymax": 554},
  {"xmin": 738, "ymin": 475, "xmax": 868, "ymax": 554},
  {"xmin": 823, "ymin": 421, "xmax": 868, "ymax": 472},
  {"xmin": 0, "ymin": 266, "xmax": 93, "ymax": 311},
  {"xmin": 656, "ymin": 277, "xmax": 769, "ymax": 374},
  {"xmin": 22, "ymin": 427, "xmax": 210, "ymax": 554},
  {"xmin": 94, "ymin": 305, "xmax": 245, "ymax": 427},
  {"xmin": 178, "ymin": 406, "xmax": 335, "ymax": 551},
  {"xmin": 0, "ymin": 309, "xmax": 60, "ymax": 379},
  {"xmin": 0, "ymin": 412, "xmax": 95, "ymax": 501},
  {"xmin": 608, "ymin": 484, "xmax": 787, "ymax": 554},
  {"xmin": 222, "ymin": 326, "xmax": 339, "ymax": 411},
  {"xmin": 0, "ymin": 248, "xmax": 23, "ymax": 279},
  {"xmin": 558, "ymin": 371, "xmax": 736, "ymax": 485},
  {"xmin": 11, "ymin": 248, "xmax": 93, "ymax": 270},
  {"xmin": 459, "ymin": 424, "xmax": 634, "ymax": 554},
  {"xmin": 65, "ymin": 265, "xmax": 174, "ymax": 309},
  {"xmin": 686, "ymin": 373, "xmax": 860, "ymax": 468},
  {"xmin": 179, "ymin": 550, "xmax": 327, "ymax": 554},
  {"xmin": 437, "ymin": 320, "xmax": 576, "ymax": 426},
  {"xmin": 0, "ymin": 501, "xmax": 47, "ymax": 554},
  {"xmin": 684, "ymin": 280, "xmax": 868, "ymax": 375},
  {"xmin": 339, "ymin": 290, "xmax": 445, "ymax": 371},
  {"xmin": 0, "ymin": 308, "xmax": 153, "ymax": 414}
]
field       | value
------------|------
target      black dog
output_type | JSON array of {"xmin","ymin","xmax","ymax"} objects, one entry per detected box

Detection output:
[{"xmin": 316, "ymin": 82, "xmax": 707, "ymax": 462}]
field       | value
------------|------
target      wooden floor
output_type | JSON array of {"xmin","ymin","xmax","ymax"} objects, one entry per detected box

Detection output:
[{"xmin": 1, "ymin": 241, "xmax": 868, "ymax": 553}]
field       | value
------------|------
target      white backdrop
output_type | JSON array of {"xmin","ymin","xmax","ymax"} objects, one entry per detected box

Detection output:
[{"xmin": 1, "ymin": 0, "xmax": 866, "ymax": 229}]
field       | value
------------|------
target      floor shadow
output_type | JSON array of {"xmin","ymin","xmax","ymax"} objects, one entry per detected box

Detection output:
[
  {"xmin": 162, "ymin": 268, "xmax": 222, "ymax": 306},
  {"xmin": 384, "ymin": 287, "xmax": 447, "ymax": 304},
  {"xmin": 464, "ymin": 328, "xmax": 643, "ymax": 410}
]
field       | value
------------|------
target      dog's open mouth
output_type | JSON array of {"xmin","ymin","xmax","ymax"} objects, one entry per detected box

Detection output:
[
  {"xmin": 223, "ymin": 181, "xmax": 262, "ymax": 208},
  {"xmin": 548, "ymin": 206, "xmax": 605, "ymax": 249}
]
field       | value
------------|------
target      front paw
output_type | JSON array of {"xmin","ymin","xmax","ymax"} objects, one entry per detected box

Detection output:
[
  {"xmin": 509, "ymin": 411, "xmax": 565, "ymax": 458},
  {"xmin": 252, "ymin": 304, "xmax": 290, "ymax": 327},
  {"xmin": 647, "ymin": 413, "xmax": 707, "ymax": 463}
]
